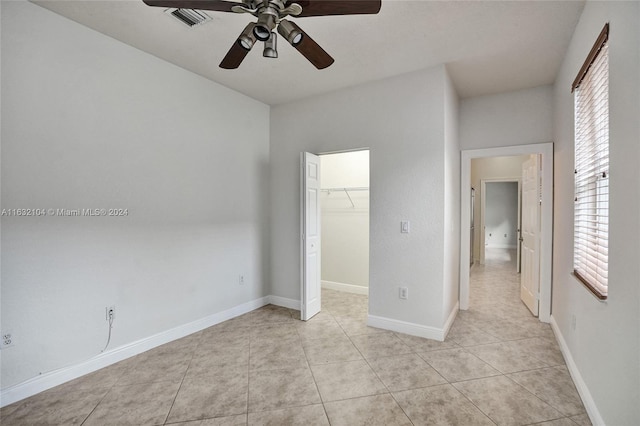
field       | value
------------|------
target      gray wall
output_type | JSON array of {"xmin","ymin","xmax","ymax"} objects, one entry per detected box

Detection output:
[
  {"xmin": 551, "ymin": 1, "xmax": 640, "ymax": 424},
  {"xmin": 270, "ymin": 66, "xmax": 459, "ymax": 332},
  {"xmin": 460, "ymin": 85, "xmax": 553, "ymax": 150},
  {"xmin": 1, "ymin": 1, "xmax": 270, "ymax": 389}
]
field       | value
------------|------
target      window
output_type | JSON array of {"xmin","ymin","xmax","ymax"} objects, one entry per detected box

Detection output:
[{"xmin": 573, "ymin": 23, "xmax": 609, "ymax": 300}]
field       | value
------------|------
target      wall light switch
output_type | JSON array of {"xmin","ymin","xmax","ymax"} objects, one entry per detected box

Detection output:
[
  {"xmin": 401, "ymin": 221, "xmax": 410, "ymax": 233},
  {"xmin": 399, "ymin": 287, "xmax": 408, "ymax": 299}
]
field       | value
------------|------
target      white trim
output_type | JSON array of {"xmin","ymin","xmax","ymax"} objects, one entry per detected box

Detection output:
[
  {"xmin": 0, "ymin": 296, "xmax": 270, "ymax": 407},
  {"xmin": 550, "ymin": 316, "xmax": 604, "ymax": 426},
  {"xmin": 443, "ymin": 301, "xmax": 459, "ymax": 338},
  {"xmin": 367, "ymin": 314, "xmax": 447, "ymax": 342},
  {"xmin": 267, "ymin": 295, "xmax": 300, "ymax": 310},
  {"xmin": 321, "ymin": 280, "xmax": 369, "ymax": 295},
  {"xmin": 485, "ymin": 244, "xmax": 518, "ymax": 249},
  {"xmin": 460, "ymin": 142, "xmax": 553, "ymax": 323}
]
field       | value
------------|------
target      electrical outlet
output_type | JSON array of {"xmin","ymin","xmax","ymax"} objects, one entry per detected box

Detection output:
[
  {"xmin": 399, "ymin": 287, "xmax": 408, "ymax": 300},
  {"xmin": 1, "ymin": 331, "xmax": 14, "ymax": 349},
  {"xmin": 105, "ymin": 306, "xmax": 115, "ymax": 321},
  {"xmin": 239, "ymin": 275, "xmax": 245, "ymax": 285}
]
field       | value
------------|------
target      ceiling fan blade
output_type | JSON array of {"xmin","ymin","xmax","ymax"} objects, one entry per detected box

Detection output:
[
  {"xmin": 219, "ymin": 23, "xmax": 255, "ymax": 69},
  {"xmin": 219, "ymin": 42, "xmax": 250, "ymax": 69},
  {"xmin": 294, "ymin": 27, "xmax": 334, "ymax": 69},
  {"xmin": 142, "ymin": 0, "xmax": 239, "ymax": 13},
  {"xmin": 288, "ymin": 0, "xmax": 381, "ymax": 17}
]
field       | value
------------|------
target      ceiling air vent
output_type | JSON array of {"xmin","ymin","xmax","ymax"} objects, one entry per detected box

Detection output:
[{"xmin": 165, "ymin": 8, "xmax": 212, "ymax": 28}]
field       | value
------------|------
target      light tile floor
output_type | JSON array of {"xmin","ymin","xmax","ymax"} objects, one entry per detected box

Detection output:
[{"xmin": 1, "ymin": 249, "xmax": 590, "ymax": 425}]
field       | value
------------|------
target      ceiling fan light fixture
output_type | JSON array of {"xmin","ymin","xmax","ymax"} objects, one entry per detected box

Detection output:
[
  {"xmin": 254, "ymin": 13, "xmax": 276, "ymax": 41},
  {"xmin": 277, "ymin": 19, "xmax": 303, "ymax": 46},
  {"xmin": 263, "ymin": 32, "xmax": 278, "ymax": 58},
  {"xmin": 238, "ymin": 23, "xmax": 256, "ymax": 50}
]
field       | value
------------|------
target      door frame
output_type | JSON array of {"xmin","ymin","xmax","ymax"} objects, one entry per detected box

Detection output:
[
  {"xmin": 301, "ymin": 148, "xmax": 371, "ymax": 319},
  {"xmin": 479, "ymin": 178, "xmax": 522, "ymax": 269},
  {"xmin": 459, "ymin": 143, "xmax": 553, "ymax": 323}
]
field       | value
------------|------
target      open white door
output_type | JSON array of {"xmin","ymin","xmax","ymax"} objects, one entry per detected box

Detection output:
[
  {"xmin": 516, "ymin": 182, "xmax": 522, "ymax": 273},
  {"xmin": 301, "ymin": 152, "xmax": 321, "ymax": 321},
  {"xmin": 520, "ymin": 155, "xmax": 540, "ymax": 316}
]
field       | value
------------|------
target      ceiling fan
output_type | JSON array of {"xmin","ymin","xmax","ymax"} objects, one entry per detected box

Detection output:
[{"xmin": 142, "ymin": 0, "xmax": 381, "ymax": 69}]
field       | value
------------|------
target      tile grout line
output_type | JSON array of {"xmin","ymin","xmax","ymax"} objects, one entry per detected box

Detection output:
[
  {"xmin": 73, "ymin": 352, "xmax": 143, "ymax": 425},
  {"xmin": 296, "ymin": 309, "xmax": 336, "ymax": 425},
  {"xmin": 245, "ymin": 327, "xmax": 253, "ymax": 423},
  {"xmin": 342, "ymin": 313, "xmax": 417, "ymax": 425},
  {"xmin": 161, "ymin": 338, "xmax": 200, "ymax": 425}
]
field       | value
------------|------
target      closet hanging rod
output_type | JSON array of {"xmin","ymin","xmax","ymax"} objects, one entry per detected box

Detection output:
[
  {"xmin": 320, "ymin": 186, "xmax": 369, "ymax": 192},
  {"xmin": 321, "ymin": 187, "xmax": 368, "ymax": 208}
]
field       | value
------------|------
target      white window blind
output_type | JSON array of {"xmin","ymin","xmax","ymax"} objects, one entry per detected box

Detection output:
[{"xmin": 573, "ymin": 27, "xmax": 609, "ymax": 299}]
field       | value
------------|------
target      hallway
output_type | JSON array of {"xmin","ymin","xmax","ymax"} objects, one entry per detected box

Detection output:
[{"xmin": 447, "ymin": 248, "xmax": 590, "ymax": 425}]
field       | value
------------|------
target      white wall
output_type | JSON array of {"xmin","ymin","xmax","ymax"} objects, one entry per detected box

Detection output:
[
  {"xmin": 442, "ymin": 72, "xmax": 460, "ymax": 326},
  {"xmin": 320, "ymin": 151, "xmax": 369, "ymax": 290},
  {"xmin": 551, "ymin": 1, "xmax": 640, "ymax": 424},
  {"xmin": 321, "ymin": 151, "xmax": 369, "ymax": 189},
  {"xmin": 470, "ymin": 156, "xmax": 528, "ymax": 261},
  {"xmin": 460, "ymin": 85, "xmax": 553, "ymax": 150},
  {"xmin": 484, "ymin": 182, "xmax": 518, "ymax": 248},
  {"xmin": 1, "ymin": 1, "xmax": 270, "ymax": 390},
  {"xmin": 270, "ymin": 66, "xmax": 454, "ymax": 335}
]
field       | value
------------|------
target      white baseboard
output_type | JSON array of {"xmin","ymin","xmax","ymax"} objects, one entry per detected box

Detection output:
[
  {"xmin": 443, "ymin": 301, "xmax": 459, "ymax": 338},
  {"xmin": 486, "ymin": 244, "xmax": 517, "ymax": 249},
  {"xmin": 321, "ymin": 280, "xmax": 369, "ymax": 295},
  {"xmin": 0, "ymin": 296, "xmax": 270, "ymax": 407},
  {"xmin": 267, "ymin": 295, "xmax": 300, "ymax": 311},
  {"xmin": 549, "ymin": 316, "xmax": 603, "ymax": 426},
  {"xmin": 367, "ymin": 314, "xmax": 446, "ymax": 341}
]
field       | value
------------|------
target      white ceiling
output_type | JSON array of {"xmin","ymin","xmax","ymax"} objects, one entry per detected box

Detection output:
[{"xmin": 32, "ymin": 0, "xmax": 585, "ymax": 105}]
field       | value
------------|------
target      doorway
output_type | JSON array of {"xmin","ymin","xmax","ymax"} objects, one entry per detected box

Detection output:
[
  {"xmin": 301, "ymin": 149, "xmax": 370, "ymax": 320},
  {"xmin": 459, "ymin": 143, "xmax": 553, "ymax": 322},
  {"xmin": 319, "ymin": 150, "xmax": 370, "ymax": 296},
  {"xmin": 479, "ymin": 178, "xmax": 522, "ymax": 271}
]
